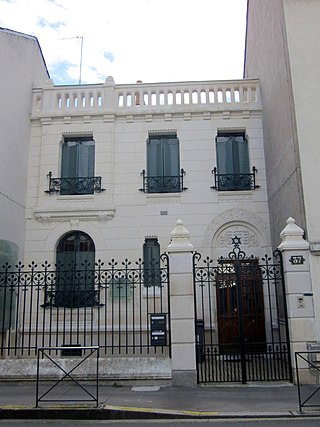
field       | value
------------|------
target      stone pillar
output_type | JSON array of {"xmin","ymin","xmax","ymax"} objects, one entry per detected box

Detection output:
[
  {"xmin": 167, "ymin": 219, "xmax": 197, "ymax": 386},
  {"xmin": 278, "ymin": 217, "xmax": 316, "ymax": 383}
]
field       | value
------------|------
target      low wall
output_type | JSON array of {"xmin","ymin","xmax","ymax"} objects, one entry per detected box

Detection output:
[{"xmin": 0, "ymin": 357, "xmax": 172, "ymax": 382}]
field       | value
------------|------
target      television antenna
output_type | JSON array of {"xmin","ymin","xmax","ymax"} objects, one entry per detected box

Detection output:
[{"xmin": 59, "ymin": 36, "xmax": 84, "ymax": 84}]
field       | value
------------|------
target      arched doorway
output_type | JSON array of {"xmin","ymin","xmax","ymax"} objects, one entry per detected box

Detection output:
[{"xmin": 55, "ymin": 231, "xmax": 96, "ymax": 308}]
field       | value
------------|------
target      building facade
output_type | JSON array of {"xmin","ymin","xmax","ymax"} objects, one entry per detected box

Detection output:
[{"xmin": 2, "ymin": 19, "xmax": 317, "ymax": 384}]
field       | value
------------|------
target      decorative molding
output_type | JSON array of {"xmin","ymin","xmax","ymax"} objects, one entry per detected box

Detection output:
[
  {"xmin": 218, "ymin": 192, "xmax": 253, "ymax": 203},
  {"xmin": 203, "ymin": 208, "xmax": 271, "ymax": 248},
  {"xmin": 217, "ymin": 126, "xmax": 246, "ymax": 132},
  {"xmin": 40, "ymin": 117, "xmax": 52, "ymax": 125},
  {"xmin": 217, "ymin": 230, "xmax": 259, "ymax": 248},
  {"xmin": 148, "ymin": 129, "xmax": 177, "ymax": 135},
  {"xmin": 146, "ymin": 195, "xmax": 181, "ymax": 204},
  {"xmin": 62, "ymin": 130, "xmax": 94, "ymax": 137},
  {"xmin": 34, "ymin": 206, "xmax": 116, "ymax": 223},
  {"xmin": 103, "ymin": 114, "xmax": 115, "ymax": 122}
]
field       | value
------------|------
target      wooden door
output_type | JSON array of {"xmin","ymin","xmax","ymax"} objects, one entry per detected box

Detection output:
[{"xmin": 216, "ymin": 259, "xmax": 266, "ymax": 352}]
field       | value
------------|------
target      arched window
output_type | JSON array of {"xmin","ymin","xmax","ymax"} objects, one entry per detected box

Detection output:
[{"xmin": 55, "ymin": 231, "xmax": 96, "ymax": 308}]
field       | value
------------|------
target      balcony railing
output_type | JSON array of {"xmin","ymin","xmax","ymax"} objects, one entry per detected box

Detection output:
[
  {"xmin": 139, "ymin": 169, "xmax": 187, "ymax": 193},
  {"xmin": 211, "ymin": 166, "xmax": 260, "ymax": 191},
  {"xmin": 45, "ymin": 171, "xmax": 105, "ymax": 195}
]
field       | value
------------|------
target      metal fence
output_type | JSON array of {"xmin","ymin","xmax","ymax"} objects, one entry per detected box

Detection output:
[
  {"xmin": 193, "ymin": 238, "xmax": 292, "ymax": 383},
  {"xmin": 295, "ymin": 351, "xmax": 320, "ymax": 412},
  {"xmin": 0, "ymin": 255, "xmax": 170, "ymax": 357}
]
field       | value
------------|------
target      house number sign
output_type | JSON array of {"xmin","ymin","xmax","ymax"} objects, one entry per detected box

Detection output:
[{"xmin": 289, "ymin": 255, "xmax": 305, "ymax": 265}]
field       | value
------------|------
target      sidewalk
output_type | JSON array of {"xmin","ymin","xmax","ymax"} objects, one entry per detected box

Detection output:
[{"xmin": 0, "ymin": 381, "xmax": 320, "ymax": 420}]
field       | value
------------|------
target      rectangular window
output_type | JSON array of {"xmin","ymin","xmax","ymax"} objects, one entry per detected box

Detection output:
[
  {"xmin": 143, "ymin": 237, "xmax": 161, "ymax": 287},
  {"xmin": 61, "ymin": 136, "xmax": 95, "ymax": 195},
  {"xmin": 216, "ymin": 131, "xmax": 250, "ymax": 191},
  {"xmin": 147, "ymin": 133, "xmax": 180, "ymax": 193}
]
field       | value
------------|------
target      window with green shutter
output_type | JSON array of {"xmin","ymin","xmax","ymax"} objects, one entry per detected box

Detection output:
[
  {"xmin": 61, "ymin": 137, "xmax": 95, "ymax": 195},
  {"xmin": 55, "ymin": 231, "xmax": 97, "ymax": 308},
  {"xmin": 216, "ymin": 132, "xmax": 251, "ymax": 191},
  {"xmin": 146, "ymin": 134, "xmax": 180, "ymax": 193},
  {"xmin": 143, "ymin": 237, "xmax": 161, "ymax": 287}
]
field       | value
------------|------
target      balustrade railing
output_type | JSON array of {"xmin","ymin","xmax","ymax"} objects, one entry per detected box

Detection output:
[
  {"xmin": 32, "ymin": 79, "xmax": 261, "ymax": 116},
  {"xmin": 0, "ymin": 257, "xmax": 170, "ymax": 357}
]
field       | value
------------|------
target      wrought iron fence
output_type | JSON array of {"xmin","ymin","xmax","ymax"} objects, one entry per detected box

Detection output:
[
  {"xmin": 211, "ymin": 166, "xmax": 260, "ymax": 191},
  {"xmin": 193, "ymin": 238, "xmax": 292, "ymax": 383},
  {"xmin": 139, "ymin": 169, "xmax": 187, "ymax": 193},
  {"xmin": 0, "ymin": 255, "xmax": 170, "ymax": 357}
]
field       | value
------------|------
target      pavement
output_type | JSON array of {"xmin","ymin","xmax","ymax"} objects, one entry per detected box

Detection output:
[{"xmin": 0, "ymin": 380, "xmax": 320, "ymax": 420}]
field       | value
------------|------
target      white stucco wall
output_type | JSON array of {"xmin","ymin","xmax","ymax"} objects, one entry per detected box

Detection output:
[
  {"xmin": 24, "ymin": 79, "xmax": 271, "ymax": 266},
  {"xmin": 0, "ymin": 29, "xmax": 49, "ymax": 256}
]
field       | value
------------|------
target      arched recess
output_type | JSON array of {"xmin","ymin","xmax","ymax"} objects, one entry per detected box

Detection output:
[
  {"xmin": 44, "ymin": 221, "xmax": 106, "ymax": 258},
  {"xmin": 202, "ymin": 208, "xmax": 271, "ymax": 260},
  {"xmin": 54, "ymin": 231, "xmax": 96, "ymax": 308}
]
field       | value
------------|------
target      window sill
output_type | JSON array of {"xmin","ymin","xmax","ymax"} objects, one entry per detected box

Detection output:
[
  {"xmin": 145, "ymin": 193, "xmax": 181, "ymax": 203},
  {"xmin": 56, "ymin": 194, "xmax": 95, "ymax": 200},
  {"xmin": 217, "ymin": 190, "xmax": 254, "ymax": 202}
]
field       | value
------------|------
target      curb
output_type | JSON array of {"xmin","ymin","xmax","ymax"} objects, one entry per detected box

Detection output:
[{"xmin": 1, "ymin": 405, "xmax": 320, "ymax": 420}]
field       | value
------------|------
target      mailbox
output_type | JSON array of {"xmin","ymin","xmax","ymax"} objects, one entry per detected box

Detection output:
[{"xmin": 150, "ymin": 313, "xmax": 167, "ymax": 346}]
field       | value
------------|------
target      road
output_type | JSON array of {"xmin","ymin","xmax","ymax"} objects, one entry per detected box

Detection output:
[{"xmin": 1, "ymin": 417, "xmax": 320, "ymax": 426}]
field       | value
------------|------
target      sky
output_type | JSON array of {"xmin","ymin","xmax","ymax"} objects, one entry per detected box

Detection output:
[{"xmin": 0, "ymin": 0, "xmax": 248, "ymax": 85}]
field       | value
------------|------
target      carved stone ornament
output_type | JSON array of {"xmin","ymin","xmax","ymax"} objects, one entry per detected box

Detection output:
[
  {"xmin": 34, "ymin": 207, "xmax": 116, "ymax": 223},
  {"xmin": 203, "ymin": 208, "xmax": 271, "ymax": 248}
]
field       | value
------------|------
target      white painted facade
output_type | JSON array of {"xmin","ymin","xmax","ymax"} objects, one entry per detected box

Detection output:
[{"xmin": 25, "ymin": 77, "xmax": 271, "ymax": 266}]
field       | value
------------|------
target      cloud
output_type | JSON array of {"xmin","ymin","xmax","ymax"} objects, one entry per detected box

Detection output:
[
  {"xmin": 0, "ymin": 0, "xmax": 247, "ymax": 85},
  {"xmin": 49, "ymin": 60, "xmax": 79, "ymax": 84},
  {"xmin": 37, "ymin": 17, "xmax": 65, "ymax": 30},
  {"xmin": 103, "ymin": 51, "xmax": 115, "ymax": 63}
]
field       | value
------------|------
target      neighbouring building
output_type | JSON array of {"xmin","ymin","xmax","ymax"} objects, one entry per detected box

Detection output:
[
  {"xmin": 245, "ymin": 0, "xmax": 320, "ymax": 365},
  {"xmin": 0, "ymin": 28, "xmax": 49, "ymax": 266}
]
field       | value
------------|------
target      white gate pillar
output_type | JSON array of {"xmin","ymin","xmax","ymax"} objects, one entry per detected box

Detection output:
[
  {"xmin": 167, "ymin": 219, "xmax": 197, "ymax": 386},
  {"xmin": 278, "ymin": 217, "xmax": 316, "ymax": 383}
]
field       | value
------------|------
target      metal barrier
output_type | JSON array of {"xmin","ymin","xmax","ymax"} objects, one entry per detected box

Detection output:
[
  {"xmin": 36, "ymin": 346, "xmax": 99, "ymax": 407},
  {"xmin": 0, "ymin": 256, "xmax": 170, "ymax": 357},
  {"xmin": 295, "ymin": 351, "xmax": 320, "ymax": 412}
]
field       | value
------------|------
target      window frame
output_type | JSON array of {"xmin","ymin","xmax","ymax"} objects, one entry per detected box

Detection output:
[
  {"xmin": 60, "ymin": 136, "xmax": 95, "ymax": 195},
  {"xmin": 215, "ymin": 131, "xmax": 251, "ymax": 191},
  {"xmin": 146, "ymin": 133, "xmax": 180, "ymax": 193},
  {"xmin": 143, "ymin": 237, "xmax": 161, "ymax": 287}
]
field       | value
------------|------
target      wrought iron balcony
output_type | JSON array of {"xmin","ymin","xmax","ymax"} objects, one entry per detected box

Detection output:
[
  {"xmin": 139, "ymin": 169, "xmax": 187, "ymax": 193},
  {"xmin": 45, "ymin": 171, "xmax": 105, "ymax": 195},
  {"xmin": 211, "ymin": 166, "xmax": 260, "ymax": 191}
]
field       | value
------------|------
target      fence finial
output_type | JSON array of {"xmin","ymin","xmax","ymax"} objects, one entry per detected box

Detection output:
[{"xmin": 168, "ymin": 219, "xmax": 193, "ymax": 252}]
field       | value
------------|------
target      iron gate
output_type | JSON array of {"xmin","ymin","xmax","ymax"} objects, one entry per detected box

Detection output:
[{"xmin": 193, "ymin": 236, "xmax": 292, "ymax": 383}]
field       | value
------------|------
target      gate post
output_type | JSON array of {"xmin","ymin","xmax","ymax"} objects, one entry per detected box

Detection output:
[
  {"xmin": 167, "ymin": 219, "xmax": 197, "ymax": 386},
  {"xmin": 278, "ymin": 217, "xmax": 316, "ymax": 383}
]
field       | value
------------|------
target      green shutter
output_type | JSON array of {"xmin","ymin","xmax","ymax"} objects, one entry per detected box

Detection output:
[
  {"xmin": 56, "ymin": 232, "xmax": 95, "ymax": 308},
  {"xmin": 147, "ymin": 134, "xmax": 180, "ymax": 192},
  {"xmin": 143, "ymin": 238, "xmax": 160, "ymax": 287}
]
